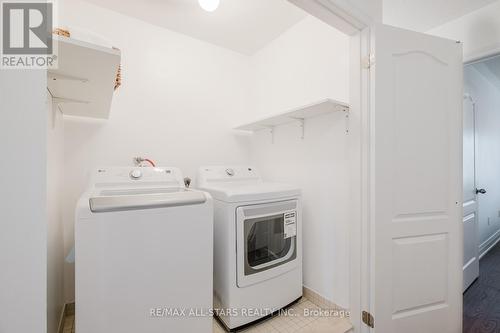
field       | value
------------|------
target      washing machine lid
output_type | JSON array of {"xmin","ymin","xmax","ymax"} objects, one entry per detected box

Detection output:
[
  {"xmin": 201, "ymin": 182, "xmax": 300, "ymax": 203},
  {"xmin": 83, "ymin": 167, "xmax": 208, "ymax": 212}
]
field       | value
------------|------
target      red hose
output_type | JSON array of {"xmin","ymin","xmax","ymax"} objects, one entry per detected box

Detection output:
[{"xmin": 143, "ymin": 159, "xmax": 156, "ymax": 167}]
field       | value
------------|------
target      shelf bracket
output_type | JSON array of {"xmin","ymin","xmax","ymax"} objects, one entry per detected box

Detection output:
[
  {"xmin": 48, "ymin": 72, "xmax": 89, "ymax": 83},
  {"xmin": 290, "ymin": 117, "xmax": 305, "ymax": 139}
]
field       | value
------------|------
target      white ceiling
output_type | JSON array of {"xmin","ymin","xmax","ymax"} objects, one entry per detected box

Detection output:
[
  {"xmin": 383, "ymin": 0, "xmax": 498, "ymax": 32},
  {"xmin": 82, "ymin": 0, "xmax": 499, "ymax": 54},
  {"xmin": 82, "ymin": 0, "xmax": 307, "ymax": 55}
]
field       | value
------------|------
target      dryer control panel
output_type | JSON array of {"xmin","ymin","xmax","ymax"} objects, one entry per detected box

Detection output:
[{"xmin": 197, "ymin": 166, "xmax": 261, "ymax": 186}]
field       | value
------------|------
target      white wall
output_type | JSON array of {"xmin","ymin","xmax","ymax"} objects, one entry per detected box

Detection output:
[
  {"xmin": 0, "ymin": 70, "xmax": 47, "ymax": 332},
  {"xmin": 248, "ymin": 16, "xmax": 351, "ymax": 307},
  {"xmin": 464, "ymin": 65, "xmax": 500, "ymax": 256},
  {"xmin": 59, "ymin": 0, "xmax": 252, "ymax": 302},
  {"xmin": 249, "ymin": 16, "xmax": 349, "ymax": 120},
  {"xmin": 428, "ymin": 1, "xmax": 500, "ymax": 61},
  {"xmin": 47, "ymin": 95, "xmax": 65, "ymax": 333},
  {"xmin": 58, "ymin": 0, "xmax": 351, "ymax": 308}
]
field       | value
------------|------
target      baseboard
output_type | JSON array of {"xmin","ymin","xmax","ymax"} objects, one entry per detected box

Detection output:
[
  {"xmin": 302, "ymin": 286, "xmax": 346, "ymax": 311},
  {"xmin": 479, "ymin": 228, "xmax": 500, "ymax": 259},
  {"xmin": 57, "ymin": 303, "xmax": 67, "ymax": 333},
  {"xmin": 57, "ymin": 302, "xmax": 75, "ymax": 333},
  {"xmin": 302, "ymin": 287, "xmax": 352, "ymax": 332}
]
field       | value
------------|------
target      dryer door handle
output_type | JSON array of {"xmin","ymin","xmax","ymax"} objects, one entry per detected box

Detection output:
[{"xmin": 89, "ymin": 191, "xmax": 207, "ymax": 213}]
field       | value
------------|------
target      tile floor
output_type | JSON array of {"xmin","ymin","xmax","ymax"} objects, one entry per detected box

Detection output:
[
  {"xmin": 213, "ymin": 297, "xmax": 352, "ymax": 333},
  {"xmin": 62, "ymin": 297, "xmax": 352, "ymax": 333}
]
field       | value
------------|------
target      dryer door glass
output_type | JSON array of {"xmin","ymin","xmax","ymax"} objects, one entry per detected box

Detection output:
[
  {"xmin": 247, "ymin": 214, "xmax": 291, "ymax": 267},
  {"xmin": 237, "ymin": 200, "xmax": 299, "ymax": 285},
  {"xmin": 244, "ymin": 213, "xmax": 296, "ymax": 275}
]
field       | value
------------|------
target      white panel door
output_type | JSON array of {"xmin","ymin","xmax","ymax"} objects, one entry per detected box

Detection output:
[
  {"xmin": 371, "ymin": 24, "xmax": 463, "ymax": 333},
  {"xmin": 463, "ymin": 95, "xmax": 479, "ymax": 291}
]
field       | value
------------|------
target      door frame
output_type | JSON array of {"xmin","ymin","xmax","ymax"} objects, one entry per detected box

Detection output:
[
  {"xmin": 287, "ymin": 1, "xmax": 371, "ymax": 331},
  {"xmin": 463, "ymin": 51, "xmax": 500, "ymax": 264}
]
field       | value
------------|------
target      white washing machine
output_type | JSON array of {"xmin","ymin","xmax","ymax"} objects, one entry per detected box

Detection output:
[
  {"xmin": 197, "ymin": 166, "xmax": 302, "ymax": 330},
  {"xmin": 76, "ymin": 167, "xmax": 213, "ymax": 333}
]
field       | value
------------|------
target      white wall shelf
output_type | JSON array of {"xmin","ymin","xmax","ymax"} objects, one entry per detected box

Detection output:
[
  {"xmin": 234, "ymin": 99, "xmax": 350, "ymax": 140},
  {"xmin": 47, "ymin": 35, "xmax": 121, "ymax": 119}
]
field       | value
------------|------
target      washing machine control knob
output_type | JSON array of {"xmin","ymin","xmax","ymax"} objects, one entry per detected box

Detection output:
[
  {"xmin": 226, "ymin": 168, "xmax": 235, "ymax": 176},
  {"xmin": 130, "ymin": 169, "xmax": 143, "ymax": 180}
]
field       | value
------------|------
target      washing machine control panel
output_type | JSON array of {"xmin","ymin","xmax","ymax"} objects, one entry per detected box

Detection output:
[{"xmin": 92, "ymin": 167, "xmax": 185, "ymax": 188}]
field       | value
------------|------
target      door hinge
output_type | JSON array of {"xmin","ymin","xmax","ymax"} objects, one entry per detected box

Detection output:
[
  {"xmin": 362, "ymin": 310, "xmax": 374, "ymax": 328},
  {"xmin": 362, "ymin": 53, "xmax": 375, "ymax": 69}
]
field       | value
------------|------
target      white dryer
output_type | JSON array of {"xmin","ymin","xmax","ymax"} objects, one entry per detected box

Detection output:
[
  {"xmin": 197, "ymin": 166, "xmax": 302, "ymax": 330},
  {"xmin": 76, "ymin": 167, "xmax": 213, "ymax": 333}
]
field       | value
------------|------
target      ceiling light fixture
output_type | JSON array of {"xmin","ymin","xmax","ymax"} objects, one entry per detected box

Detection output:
[{"xmin": 198, "ymin": 0, "xmax": 220, "ymax": 12}]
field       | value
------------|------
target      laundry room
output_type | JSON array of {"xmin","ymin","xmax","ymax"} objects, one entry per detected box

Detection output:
[
  {"xmin": 6, "ymin": 0, "xmax": 489, "ymax": 332},
  {"xmin": 45, "ymin": 0, "xmax": 352, "ymax": 332}
]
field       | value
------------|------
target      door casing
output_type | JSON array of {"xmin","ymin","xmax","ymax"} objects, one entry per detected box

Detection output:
[
  {"xmin": 287, "ymin": 1, "xmax": 476, "ymax": 333},
  {"xmin": 462, "ymin": 94, "xmax": 479, "ymax": 291}
]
